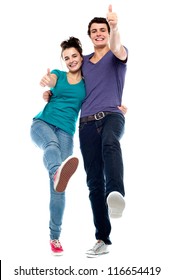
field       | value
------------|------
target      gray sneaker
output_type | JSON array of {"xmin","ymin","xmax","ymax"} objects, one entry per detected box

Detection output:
[{"xmin": 86, "ymin": 240, "xmax": 109, "ymax": 258}]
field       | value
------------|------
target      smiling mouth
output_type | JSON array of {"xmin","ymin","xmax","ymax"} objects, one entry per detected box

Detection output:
[
  {"xmin": 95, "ymin": 37, "xmax": 104, "ymax": 41},
  {"xmin": 69, "ymin": 62, "xmax": 77, "ymax": 67}
]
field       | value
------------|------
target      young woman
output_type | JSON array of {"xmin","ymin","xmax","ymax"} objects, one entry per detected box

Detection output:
[{"xmin": 30, "ymin": 37, "xmax": 85, "ymax": 255}]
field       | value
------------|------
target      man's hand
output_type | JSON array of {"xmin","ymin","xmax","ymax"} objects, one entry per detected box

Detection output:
[
  {"xmin": 43, "ymin": 90, "xmax": 52, "ymax": 102},
  {"xmin": 106, "ymin": 4, "xmax": 118, "ymax": 30},
  {"xmin": 118, "ymin": 105, "xmax": 128, "ymax": 115}
]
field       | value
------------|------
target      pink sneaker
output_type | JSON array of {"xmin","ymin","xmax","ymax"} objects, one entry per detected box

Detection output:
[
  {"xmin": 54, "ymin": 156, "xmax": 79, "ymax": 192},
  {"xmin": 50, "ymin": 240, "xmax": 63, "ymax": 256}
]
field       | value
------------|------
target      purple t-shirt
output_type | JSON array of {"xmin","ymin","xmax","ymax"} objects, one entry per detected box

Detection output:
[{"xmin": 80, "ymin": 49, "xmax": 128, "ymax": 117}]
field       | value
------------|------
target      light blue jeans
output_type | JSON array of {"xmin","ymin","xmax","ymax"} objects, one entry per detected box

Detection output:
[{"xmin": 30, "ymin": 119, "xmax": 73, "ymax": 240}]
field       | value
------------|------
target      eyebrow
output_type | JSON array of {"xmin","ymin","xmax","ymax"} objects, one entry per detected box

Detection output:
[
  {"xmin": 63, "ymin": 53, "xmax": 78, "ymax": 60},
  {"xmin": 91, "ymin": 27, "xmax": 107, "ymax": 32}
]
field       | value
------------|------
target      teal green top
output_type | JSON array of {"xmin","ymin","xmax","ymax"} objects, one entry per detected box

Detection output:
[{"xmin": 34, "ymin": 69, "xmax": 86, "ymax": 135}]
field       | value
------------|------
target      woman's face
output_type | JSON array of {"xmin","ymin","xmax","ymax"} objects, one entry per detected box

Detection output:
[{"xmin": 62, "ymin": 47, "xmax": 83, "ymax": 72}]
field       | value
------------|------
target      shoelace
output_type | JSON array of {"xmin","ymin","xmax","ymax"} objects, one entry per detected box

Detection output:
[
  {"xmin": 91, "ymin": 241, "xmax": 103, "ymax": 252},
  {"xmin": 51, "ymin": 240, "xmax": 61, "ymax": 248}
]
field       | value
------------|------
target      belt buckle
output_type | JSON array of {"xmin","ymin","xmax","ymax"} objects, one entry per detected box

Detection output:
[{"xmin": 94, "ymin": 111, "xmax": 105, "ymax": 120}]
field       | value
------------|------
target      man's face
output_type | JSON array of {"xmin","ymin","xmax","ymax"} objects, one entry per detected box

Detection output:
[{"xmin": 89, "ymin": 23, "xmax": 109, "ymax": 47}]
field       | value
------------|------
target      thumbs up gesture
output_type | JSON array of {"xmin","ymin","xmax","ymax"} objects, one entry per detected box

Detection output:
[
  {"xmin": 106, "ymin": 4, "xmax": 118, "ymax": 30},
  {"xmin": 40, "ymin": 68, "xmax": 52, "ymax": 87}
]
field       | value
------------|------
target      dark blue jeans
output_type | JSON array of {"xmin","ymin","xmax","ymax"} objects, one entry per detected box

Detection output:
[{"xmin": 79, "ymin": 113, "xmax": 125, "ymax": 244}]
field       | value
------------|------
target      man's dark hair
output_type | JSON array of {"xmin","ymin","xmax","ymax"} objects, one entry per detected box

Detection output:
[{"xmin": 87, "ymin": 17, "xmax": 110, "ymax": 36}]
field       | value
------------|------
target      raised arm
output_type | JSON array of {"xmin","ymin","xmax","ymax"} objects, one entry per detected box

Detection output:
[{"xmin": 107, "ymin": 4, "xmax": 127, "ymax": 61}]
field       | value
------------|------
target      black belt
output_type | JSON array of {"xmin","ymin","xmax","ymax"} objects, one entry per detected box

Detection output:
[{"xmin": 80, "ymin": 111, "xmax": 115, "ymax": 123}]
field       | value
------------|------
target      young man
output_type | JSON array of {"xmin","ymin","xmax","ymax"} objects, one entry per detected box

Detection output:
[{"xmin": 79, "ymin": 4, "xmax": 128, "ymax": 257}]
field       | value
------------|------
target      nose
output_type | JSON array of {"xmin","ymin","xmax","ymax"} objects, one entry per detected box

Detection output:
[
  {"xmin": 95, "ymin": 30, "xmax": 102, "ymax": 36},
  {"xmin": 69, "ymin": 57, "xmax": 74, "ymax": 63}
]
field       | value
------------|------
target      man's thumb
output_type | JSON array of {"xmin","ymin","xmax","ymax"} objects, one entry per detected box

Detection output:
[{"xmin": 108, "ymin": 4, "xmax": 112, "ymax": 13}]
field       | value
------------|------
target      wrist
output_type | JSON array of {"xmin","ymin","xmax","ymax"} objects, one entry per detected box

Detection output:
[{"xmin": 111, "ymin": 26, "xmax": 118, "ymax": 32}]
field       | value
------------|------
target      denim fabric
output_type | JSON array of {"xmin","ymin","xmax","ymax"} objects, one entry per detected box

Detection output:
[
  {"xmin": 30, "ymin": 119, "xmax": 73, "ymax": 239},
  {"xmin": 79, "ymin": 113, "xmax": 125, "ymax": 244},
  {"xmin": 49, "ymin": 179, "xmax": 65, "ymax": 240}
]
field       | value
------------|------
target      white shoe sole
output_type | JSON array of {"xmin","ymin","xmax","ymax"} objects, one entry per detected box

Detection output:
[
  {"xmin": 51, "ymin": 252, "xmax": 64, "ymax": 256},
  {"xmin": 107, "ymin": 191, "xmax": 125, "ymax": 218},
  {"xmin": 86, "ymin": 251, "xmax": 109, "ymax": 258},
  {"xmin": 54, "ymin": 156, "xmax": 79, "ymax": 192}
]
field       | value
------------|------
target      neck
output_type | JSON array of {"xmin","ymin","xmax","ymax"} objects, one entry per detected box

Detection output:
[
  {"xmin": 68, "ymin": 71, "xmax": 82, "ymax": 78},
  {"xmin": 94, "ymin": 45, "xmax": 110, "ymax": 57},
  {"xmin": 67, "ymin": 71, "xmax": 82, "ymax": 84},
  {"xmin": 90, "ymin": 45, "xmax": 110, "ymax": 63}
]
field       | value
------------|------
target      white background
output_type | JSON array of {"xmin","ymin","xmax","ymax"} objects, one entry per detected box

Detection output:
[{"xmin": 0, "ymin": 0, "xmax": 173, "ymax": 279}]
